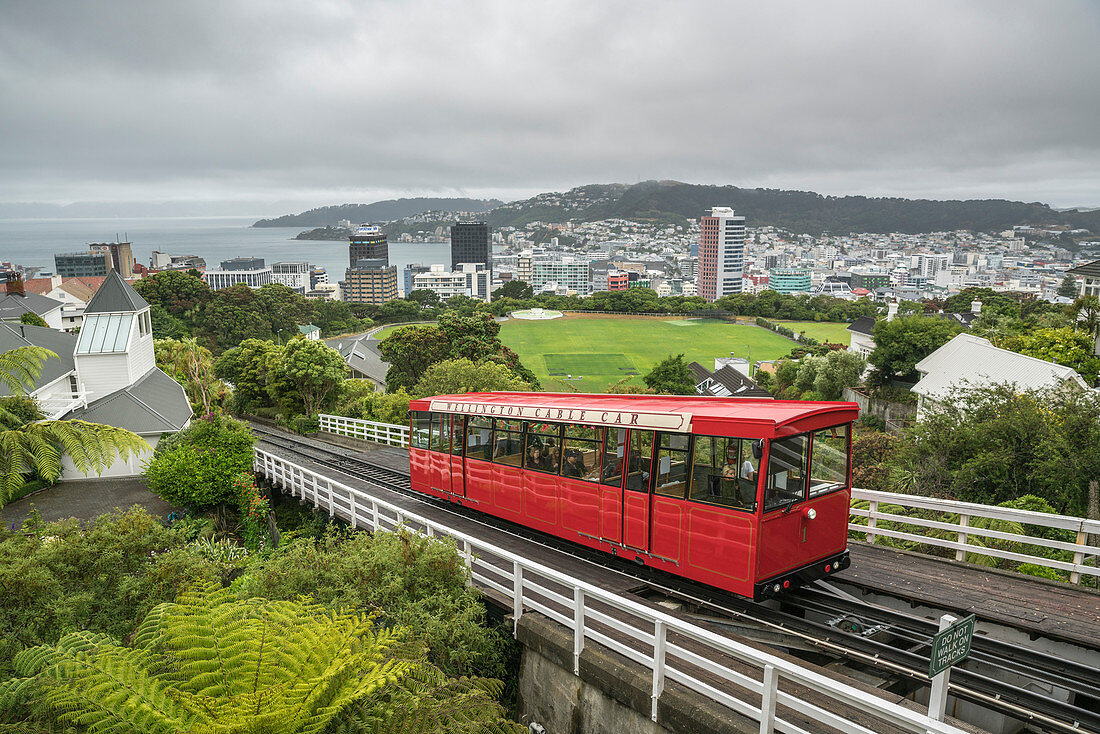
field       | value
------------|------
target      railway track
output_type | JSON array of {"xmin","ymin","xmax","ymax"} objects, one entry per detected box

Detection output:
[{"xmin": 250, "ymin": 424, "xmax": 1100, "ymax": 734}]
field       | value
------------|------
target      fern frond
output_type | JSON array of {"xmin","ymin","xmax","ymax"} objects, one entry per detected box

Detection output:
[{"xmin": 0, "ymin": 347, "xmax": 57, "ymax": 395}]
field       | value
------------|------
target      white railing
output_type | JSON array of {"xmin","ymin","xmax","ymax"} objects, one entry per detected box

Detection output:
[
  {"xmin": 314, "ymin": 415, "xmax": 1100, "ymax": 585},
  {"xmin": 851, "ymin": 489, "xmax": 1100, "ymax": 584},
  {"xmin": 37, "ymin": 392, "xmax": 87, "ymax": 420},
  {"xmin": 255, "ymin": 448, "xmax": 965, "ymax": 734},
  {"xmin": 318, "ymin": 414, "xmax": 408, "ymax": 447}
]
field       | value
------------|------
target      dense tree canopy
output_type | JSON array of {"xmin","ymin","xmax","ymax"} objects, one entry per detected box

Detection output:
[
  {"xmin": 868, "ymin": 316, "xmax": 963, "ymax": 383},
  {"xmin": 275, "ymin": 337, "xmax": 348, "ymax": 416},
  {"xmin": 413, "ymin": 358, "xmax": 534, "ymax": 398},
  {"xmin": 642, "ymin": 353, "xmax": 696, "ymax": 395},
  {"xmin": 998, "ymin": 327, "xmax": 1100, "ymax": 384}
]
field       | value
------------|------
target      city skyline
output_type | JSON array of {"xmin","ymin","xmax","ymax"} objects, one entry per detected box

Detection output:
[{"xmin": 2, "ymin": 1, "xmax": 1099, "ymax": 210}]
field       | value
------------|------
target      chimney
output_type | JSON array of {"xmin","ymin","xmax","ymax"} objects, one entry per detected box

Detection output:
[
  {"xmin": 5, "ymin": 272, "xmax": 25, "ymax": 297},
  {"xmin": 886, "ymin": 299, "xmax": 899, "ymax": 321},
  {"xmin": 971, "ymin": 299, "xmax": 982, "ymax": 315}
]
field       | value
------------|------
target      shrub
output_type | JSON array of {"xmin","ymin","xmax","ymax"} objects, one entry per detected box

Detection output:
[{"xmin": 145, "ymin": 415, "xmax": 255, "ymax": 510}]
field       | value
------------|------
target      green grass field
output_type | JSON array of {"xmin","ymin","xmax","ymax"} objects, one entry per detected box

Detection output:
[
  {"xmin": 499, "ymin": 316, "xmax": 800, "ymax": 392},
  {"xmin": 776, "ymin": 321, "xmax": 854, "ymax": 344}
]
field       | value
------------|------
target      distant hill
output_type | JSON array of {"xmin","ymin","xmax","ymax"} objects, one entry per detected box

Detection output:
[
  {"xmin": 486, "ymin": 181, "xmax": 1100, "ymax": 236},
  {"xmin": 253, "ymin": 198, "xmax": 502, "ymax": 228}
]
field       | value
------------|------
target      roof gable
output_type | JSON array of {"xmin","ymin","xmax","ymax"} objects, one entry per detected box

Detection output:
[
  {"xmin": 84, "ymin": 270, "xmax": 148, "ymax": 314},
  {"xmin": 1067, "ymin": 260, "xmax": 1100, "ymax": 278},
  {"xmin": 0, "ymin": 322, "xmax": 77, "ymax": 392},
  {"xmin": 847, "ymin": 316, "xmax": 876, "ymax": 335}
]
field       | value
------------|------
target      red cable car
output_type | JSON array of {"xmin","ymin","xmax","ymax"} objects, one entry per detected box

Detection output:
[{"xmin": 407, "ymin": 392, "xmax": 857, "ymax": 601}]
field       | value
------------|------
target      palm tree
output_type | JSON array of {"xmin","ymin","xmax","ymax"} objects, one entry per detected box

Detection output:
[{"xmin": 1, "ymin": 346, "xmax": 148, "ymax": 507}]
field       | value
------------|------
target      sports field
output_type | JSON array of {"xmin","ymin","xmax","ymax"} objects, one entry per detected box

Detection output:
[
  {"xmin": 499, "ymin": 315, "xmax": 800, "ymax": 392},
  {"xmin": 776, "ymin": 321, "xmax": 853, "ymax": 344}
]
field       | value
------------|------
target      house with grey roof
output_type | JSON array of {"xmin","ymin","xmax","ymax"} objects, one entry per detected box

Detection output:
[
  {"xmin": 688, "ymin": 361, "xmax": 772, "ymax": 399},
  {"xmin": 329, "ymin": 332, "xmax": 390, "ymax": 391},
  {"xmin": 1, "ymin": 270, "xmax": 193, "ymax": 478},
  {"xmin": 912, "ymin": 333, "xmax": 1092, "ymax": 420},
  {"xmin": 0, "ymin": 277, "xmax": 64, "ymax": 329}
]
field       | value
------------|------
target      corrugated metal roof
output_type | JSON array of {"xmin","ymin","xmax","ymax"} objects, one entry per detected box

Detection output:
[
  {"xmin": 67, "ymin": 367, "xmax": 192, "ymax": 434},
  {"xmin": 913, "ymin": 333, "xmax": 1089, "ymax": 399},
  {"xmin": 83, "ymin": 270, "xmax": 148, "ymax": 314},
  {"xmin": 0, "ymin": 322, "xmax": 77, "ymax": 392},
  {"xmin": 0, "ymin": 291, "xmax": 64, "ymax": 321},
  {"xmin": 1067, "ymin": 260, "xmax": 1100, "ymax": 278}
]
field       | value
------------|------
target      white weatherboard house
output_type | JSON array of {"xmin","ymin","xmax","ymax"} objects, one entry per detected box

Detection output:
[
  {"xmin": 912, "ymin": 333, "xmax": 1090, "ymax": 420},
  {"xmin": 0, "ymin": 271, "xmax": 193, "ymax": 478}
]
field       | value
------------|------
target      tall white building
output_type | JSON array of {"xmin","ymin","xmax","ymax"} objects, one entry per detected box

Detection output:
[
  {"xmin": 698, "ymin": 206, "xmax": 746, "ymax": 301},
  {"xmin": 272, "ymin": 261, "xmax": 310, "ymax": 293},
  {"xmin": 532, "ymin": 256, "xmax": 592, "ymax": 296},
  {"xmin": 202, "ymin": 267, "xmax": 273, "ymax": 291}
]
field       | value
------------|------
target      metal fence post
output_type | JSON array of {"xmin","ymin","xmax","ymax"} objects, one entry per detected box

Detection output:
[
  {"xmin": 759, "ymin": 664, "xmax": 778, "ymax": 734},
  {"xmin": 651, "ymin": 620, "xmax": 666, "ymax": 722}
]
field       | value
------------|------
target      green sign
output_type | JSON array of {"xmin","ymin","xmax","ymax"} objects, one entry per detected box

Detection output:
[{"xmin": 929, "ymin": 615, "xmax": 976, "ymax": 678}]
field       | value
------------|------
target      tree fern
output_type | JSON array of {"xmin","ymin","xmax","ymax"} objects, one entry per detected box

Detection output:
[
  {"xmin": 0, "ymin": 346, "xmax": 56, "ymax": 395},
  {"xmin": 1, "ymin": 584, "xmax": 522, "ymax": 733},
  {"xmin": 0, "ymin": 420, "xmax": 149, "ymax": 507}
]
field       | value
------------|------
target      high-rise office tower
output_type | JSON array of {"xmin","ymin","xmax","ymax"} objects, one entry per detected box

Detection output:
[
  {"xmin": 450, "ymin": 222, "xmax": 490, "ymax": 271},
  {"xmin": 349, "ymin": 225, "xmax": 389, "ymax": 268},
  {"xmin": 344, "ymin": 224, "xmax": 396, "ymax": 305},
  {"xmin": 698, "ymin": 207, "xmax": 745, "ymax": 302}
]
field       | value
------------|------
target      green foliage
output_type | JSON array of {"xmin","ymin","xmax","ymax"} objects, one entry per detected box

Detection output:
[
  {"xmin": 998, "ymin": 327, "xmax": 1100, "ymax": 383},
  {"xmin": 336, "ymin": 383, "xmax": 414, "ymax": 425},
  {"xmin": 493, "ymin": 280, "xmax": 534, "ymax": 300},
  {"xmin": 155, "ymin": 336, "xmax": 228, "ymax": 415},
  {"xmin": 851, "ymin": 427, "xmax": 899, "ymax": 492},
  {"xmin": 643, "ymin": 353, "xmax": 695, "ymax": 395},
  {"xmin": 1058, "ymin": 274, "xmax": 1080, "ymax": 299},
  {"xmin": 0, "ymin": 583, "xmax": 521, "ymax": 733},
  {"xmin": 17, "ymin": 311, "xmax": 48, "ymax": 328},
  {"xmin": 149, "ymin": 303, "xmax": 189, "ymax": 338},
  {"xmin": 379, "ymin": 312, "xmax": 538, "ymax": 393},
  {"xmin": 0, "ymin": 508, "xmax": 221, "ymax": 679},
  {"xmin": 232, "ymin": 472, "xmax": 270, "ymax": 550},
  {"xmin": 888, "ymin": 385, "xmax": 1100, "ymax": 516},
  {"xmin": 413, "ymin": 358, "xmax": 534, "ymax": 398},
  {"xmin": 275, "ymin": 336, "xmax": 349, "ymax": 416},
  {"xmin": 133, "ymin": 269, "xmax": 212, "ymax": 319},
  {"xmin": 1, "ymin": 419, "xmax": 148, "ymax": 508},
  {"xmin": 213, "ymin": 337, "xmax": 283, "ymax": 413},
  {"xmin": 941, "ymin": 287, "xmax": 1020, "ymax": 318},
  {"xmin": 0, "ymin": 345, "xmax": 56, "ymax": 395},
  {"xmin": 869, "ymin": 315, "xmax": 963, "ymax": 382},
  {"xmin": 0, "ymin": 395, "xmax": 41, "ymax": 429},
  {"xmin": 144, "ymin": 415, "xmax": 255, "ymax": 510},
  {"xmin": 809, "ymin": 349, "xmax": 866, "ymax": 400},
  {"xmin": 199, "ymin": 283, "xmax": 275, "ymax": 350},
  {"xmin": 237, "ymin": 526, "xmax": 510, "ymax": 681}
]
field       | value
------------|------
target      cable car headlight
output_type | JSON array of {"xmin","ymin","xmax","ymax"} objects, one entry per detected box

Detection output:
[{"xmin": 804, "ymin": 508, "xmax": 817, "ymax": 520}]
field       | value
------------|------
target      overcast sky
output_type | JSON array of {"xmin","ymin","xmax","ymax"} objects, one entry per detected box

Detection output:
[{"xmin": 2, "ymin": 0, "xmax": 1099, "ymax": 210}]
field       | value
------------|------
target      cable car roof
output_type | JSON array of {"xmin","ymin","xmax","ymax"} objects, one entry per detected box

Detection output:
[{"xmin": 413, "ymin": 392, "xmax": 858, "ymax": 435}]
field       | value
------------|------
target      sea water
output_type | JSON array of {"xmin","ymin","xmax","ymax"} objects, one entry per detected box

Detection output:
[{"xmin": 0, "ymin": 216, "xmax": 451, "ymax": 281}]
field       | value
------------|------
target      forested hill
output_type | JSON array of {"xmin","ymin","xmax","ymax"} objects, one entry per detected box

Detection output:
[
  {"xmin": 253, "ymin": 197, "xmax": 502, "ymax": 227},
  {"xmin": 486, "ymin": 181, "xmax": 1100, "ymax": 235}
]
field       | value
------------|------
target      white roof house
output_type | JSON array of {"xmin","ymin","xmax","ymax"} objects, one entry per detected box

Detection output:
[{"xmin": 912, "ymin": 333, "xmax": 1090, "ymax": 419}]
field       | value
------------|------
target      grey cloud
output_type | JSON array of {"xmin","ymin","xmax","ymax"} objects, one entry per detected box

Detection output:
[{"xmin": 1, "ymin": 0, "xmax": 1098, "ymax": 207}]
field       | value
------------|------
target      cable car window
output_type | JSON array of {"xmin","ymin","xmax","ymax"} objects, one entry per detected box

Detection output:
[
  {"xmin": 448, "ymin": 415, "xmax": 465, "ymax": 457},
  {"xmin": 655, "ymin": 433, "xmax": 690, "ymax": 498},
  {"xmin": 624, "ymin": 430, "xmax": 654, "ymax": 492},
  {"xmin": 689, "ymin": 436, "xmax": 756, "ymax": 511},
  {"xmin": 809, "ymin": 424, "xmax": 849, "ymax": 497},
  {"xmin": 562, "ymin": 424, "xmax": 602, "ymax": 482},
  {"xmin": 764, "ymin": 435, "xmax": 809, "ymax": 512},
  {"xmin": 524, "ymin": 422, "xmax": 562, "ymax": 474},
  {"xmin": 466, "ymin": 416, "xmax": 493, "ymax": 461},
  {"xmin": 410, "ymin": 411, "xmax": 432, "ymax": 450},
  {"xmin": 493, "ymin": 419, "xmax": 524, "ymax": 467},
  {"xmin": 435, "ymin": 414, "xmax": 450, "ymax": 453},
  {"xmin": 601, "ymin": 428, "xmax": 628, "ymax": 487}
]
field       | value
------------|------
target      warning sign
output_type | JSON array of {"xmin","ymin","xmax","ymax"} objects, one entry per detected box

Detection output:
[{"xmin": 928, "ymin": 614, "xmax": 975, "ymax": 678}]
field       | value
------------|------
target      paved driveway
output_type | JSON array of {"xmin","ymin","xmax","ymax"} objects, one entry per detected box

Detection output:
[{"xmin": 2, "ymin": 477, "xmax": 180, "ymax": 528}]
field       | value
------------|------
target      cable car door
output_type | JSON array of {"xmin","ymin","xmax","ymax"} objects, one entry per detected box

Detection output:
[
  {"xmin": 622, "ymin": 429, "xmax": 654, "ymax": 552},
  {"xmin": 449, "ymin": 415, "xmax": 465, "ymax": 500},
  {"xmin": 598, "ymin": 428, "xmax": 626, "ymax": 544},
  {"xmin": 433, "ymin": 414, "xmax": 452, "ymax": 497}
]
